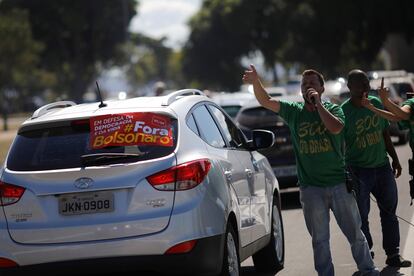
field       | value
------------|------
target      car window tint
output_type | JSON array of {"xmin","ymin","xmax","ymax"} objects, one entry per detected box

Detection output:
[
  {"xmin": 209, "ymin": 105, "xmax": 244, "ymax": 148},
  {"xmin": 186, "ymin": 114, "xmax": 199, "ymax": 136},
  {"xmin": 7, "ymin": 118, "xmax": 178, "ymax": 171},
  {"xmin": 192, "ymin": 105, "xmax": 226, "ymax": 148}
]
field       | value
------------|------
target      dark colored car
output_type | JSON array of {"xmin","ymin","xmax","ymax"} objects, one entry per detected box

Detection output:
[{"xmin": 234, "ymin": 95, "xmax": 304, "ymax": 191}]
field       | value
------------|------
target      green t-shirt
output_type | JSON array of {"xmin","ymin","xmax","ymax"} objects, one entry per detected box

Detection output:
[
  {"xmin": 278, "ymin": 101, "xmax": 345, "ymax": 187},
  {"xmin": 401, "ymin": 98, "xmax": 414, "ymax": 148},
  {"xmin": 341, "ymin": 96, "xmax": 389, "ymax": 168}
]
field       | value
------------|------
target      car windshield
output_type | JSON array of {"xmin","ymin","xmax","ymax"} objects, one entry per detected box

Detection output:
[{"xmin": 7, "ymin": 117, "xmax": 178, "ymax": 171}]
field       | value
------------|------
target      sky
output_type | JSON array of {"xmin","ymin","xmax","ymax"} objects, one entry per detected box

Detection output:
[
  {"xmin": 128, "ymin": 0, "xmax": 281, "ymax": 79},
  {"xmin": 99, "ymin": 0, "xmax": 202, "ymax": 97},
  {"xmin": 129, "ymin": 0, "xmax": 202, "ymax": 49}
]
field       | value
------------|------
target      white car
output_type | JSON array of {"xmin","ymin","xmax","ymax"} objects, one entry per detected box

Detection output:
[
  {"xmin": 211, "ymin": 87, "xmax": 287, "ymax": 119},
  {"xmin": 211, "ymin": 91, "xmax": 257, "ymax": 118},
  {"xmin": 0, "ymin": 89, "xmax": 284, "ymax": 275}
]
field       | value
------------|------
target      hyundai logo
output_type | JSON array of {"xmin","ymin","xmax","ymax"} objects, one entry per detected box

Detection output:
[{"xmin": 74, "ymin": 177, "xmax": 94, "ymax": 189}]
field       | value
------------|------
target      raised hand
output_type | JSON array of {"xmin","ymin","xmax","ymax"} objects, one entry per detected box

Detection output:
[
  {"xmin": 306, "ymin": 88, "xmax": 320, "ymax": 105},
  {"xmin": 378, "ymin": 77, "xmax": 390, "ymax": 100},
  {"xmin": 242, "ymin": 64, "xmax": 259, "ymax": 84},
  {"xmin": 361, "ymin": 92, "xmax": 373, "ymax": 108},
  {"xmin": 392, "ymin": 159, "xmax": 402, "ymax": 178}
]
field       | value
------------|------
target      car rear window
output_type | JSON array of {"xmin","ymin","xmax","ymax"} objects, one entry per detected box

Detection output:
[
  {"xmin": 237, "ymin": 107, "xmax": 285, "ymax": 128},
  {"xmin": 7, "ymin": 115, "xmax": 178, "ymax": 171}
]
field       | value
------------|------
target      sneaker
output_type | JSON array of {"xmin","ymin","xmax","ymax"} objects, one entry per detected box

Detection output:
[{"xmin": 386, "ymin": 255, "xmax": 412, "ymax": 268}]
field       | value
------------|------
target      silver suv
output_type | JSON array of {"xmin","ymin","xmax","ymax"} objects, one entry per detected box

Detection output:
[{"xmin": 0, "ymin": 90, "xmax": 284, "ymax": 275}]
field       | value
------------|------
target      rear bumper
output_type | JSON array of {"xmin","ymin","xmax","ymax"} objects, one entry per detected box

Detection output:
[{"xmin": 1, "ymin": 234, "xmax": 225, "ymax": 276}]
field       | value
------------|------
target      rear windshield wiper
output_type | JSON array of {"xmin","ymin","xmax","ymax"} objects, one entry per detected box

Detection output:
[{"xmin": 81, "ymin": 153, "xmax": 146, "ymax": 166}]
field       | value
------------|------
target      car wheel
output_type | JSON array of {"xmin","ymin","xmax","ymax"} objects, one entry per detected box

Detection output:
[
  {"xmin": 252, "ymin": 197, "xmax": 285, "ymax": 273},
  {"xmin": 220, "ymin": 225, "xmax": 240, "ymax": 276}
]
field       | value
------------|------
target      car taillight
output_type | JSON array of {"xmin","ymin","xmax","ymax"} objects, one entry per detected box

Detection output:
[
  {"xmin": 146, "ymin": 159, "xmax": 211, "ymax": 191},
  {"xmin": 0, "ymin": 181, "xmax": 25, "ymax": 206},
  {"xmin": 165, "ymin": 240, "xmax": 197, "ymax": 254},
  {"xmin": 0, "ymin": 258, "xmax": 18, "ymax": 268}
]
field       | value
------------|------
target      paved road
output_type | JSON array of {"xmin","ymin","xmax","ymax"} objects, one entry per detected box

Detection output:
[
  {"xmin": 2, "ymin": 121, "xmax": 413, "ymax": 275},
  {"xmin": 242, "ymin": 142, "xmax": 414, "ymax": 276}
]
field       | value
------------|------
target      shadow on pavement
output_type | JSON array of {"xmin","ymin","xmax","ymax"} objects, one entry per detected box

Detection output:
[
  {"xmin": 280, "ymin": 191, "xmax": 301, "ymax": 210},
  {"xmin": 380, "ymin": 266, "xmax": 406, "ymax": 276},
  {"xmin": 351, "ymin": 266, "xmax": 406, "ymax": 276},
  {"xmin": 241, "ymin": 265, "xmax": 279, "ymax": 276}
]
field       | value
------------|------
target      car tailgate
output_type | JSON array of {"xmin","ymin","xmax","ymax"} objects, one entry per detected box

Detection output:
[{"xmin": 1, "ymin": 156, "xmax": 176, "ymax": 244}]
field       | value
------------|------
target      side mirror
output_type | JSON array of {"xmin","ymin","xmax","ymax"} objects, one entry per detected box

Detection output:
[{"xmin": 248, "ymin": 129, "xmax": 275, "ymax": 150}]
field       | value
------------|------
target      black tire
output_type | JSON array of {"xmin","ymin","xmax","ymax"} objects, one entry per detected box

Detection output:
[
  {"xmin": 220, "ymin": 225, "xmax": 240, "ymax": 276},
  {"xmin": 398, "ymin": 132, "xmax": 409, "ymax": 145},
  {"xmin": 252, "ymin": 196, "xmax": 285, "ymax": 273}
]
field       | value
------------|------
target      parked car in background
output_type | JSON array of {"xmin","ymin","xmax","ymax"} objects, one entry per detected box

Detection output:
[
  {"xmin": 211, "ymin": 87, "xmax": 287, "ymax": 119},
  {"xmin": 323, "ymin": 78, "xmax": 349, "ymax": 104},
  {"xmin": 211, "ymin": 91, "xmax": 257, "ymax": 118},
  {"xmin": 369, "ymin": 70, "xmax": 414, "ymax": 102},
  {"xmin": 283, "ymin": 75, "xmax": 302, "ymax": 95},
  {"xmin": 235, "ymin": 95, "xmax": 305, "ymax": 192},
  {"xmin": 0, "ymin": 89, "xmax": 285, "ymax": 275}
]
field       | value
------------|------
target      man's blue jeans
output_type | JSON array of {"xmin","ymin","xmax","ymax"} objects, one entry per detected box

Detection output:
[
  {"xmin": 300, "ymin": 183, "xmax": 378, "ymax": 276},
  {"xmin": 350, "ymin": 163, "xmax": 400, "ymax": 256}
]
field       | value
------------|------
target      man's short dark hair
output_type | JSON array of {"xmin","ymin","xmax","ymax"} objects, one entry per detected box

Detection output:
[
  {"xmin": 347, "ymin": 69, "xmax": 369, "ymax": 85},
  {"xmin": 302, "ymin": 69, "xmax": 325, "ymax": 86}
]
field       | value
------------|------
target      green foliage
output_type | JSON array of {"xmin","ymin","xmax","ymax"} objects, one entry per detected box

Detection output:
[
  {"xmin": 0, "ymin": 9, "xmax": 43, "ymax": 90},
  {"xmin": 167, "ymin": 51, "xmax": 186, "ymax": 88},
  {"xmin": 0, "ymin": 0, "xmax": 138, "ymax": 102},
  {"xmin": 183, "ymin": 0, "xmax": 251, "ymax": 91},
  {"xmin": 0, "ymin": 9, "xmax": 55, "ymax": 114},
  {"xmin": 124, "ymin": 34, "xmax": 174, "ymax": 87},
  {"xmin": 122, "ymin": 33, "xmax": 187, "ymax": 91}
]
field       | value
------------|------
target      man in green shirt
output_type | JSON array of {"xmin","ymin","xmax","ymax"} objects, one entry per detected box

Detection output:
[
  {"xmin": 375, "ymin": 84, "xmax": 414, "ymax": 207},
  {"xmin": 243, "ymin": 65, "xmax": 378, "ymax": 276},
  {"xmin": 342, "ymin": 69, "xmax": 410, "ymax": 268},
  {"xmin": 371, "ymin": 80, "xmax": 414, "ymax": 151}
]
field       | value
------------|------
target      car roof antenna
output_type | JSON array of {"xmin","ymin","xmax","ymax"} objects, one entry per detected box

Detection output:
[{"xmin": 95, "ymin": 81, "xmax": 107, "ymax": 108}]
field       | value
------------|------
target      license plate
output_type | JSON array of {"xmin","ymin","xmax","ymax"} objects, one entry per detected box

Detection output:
[
  {"xmin": 273, "ymin": 165, "xmax": 297, "ymax": 177},
  {"xmin": 58, "ymin": 191, "xmax": 114, "ymax": 216}
]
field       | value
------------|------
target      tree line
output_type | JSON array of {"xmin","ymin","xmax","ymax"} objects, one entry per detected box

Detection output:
[
  {"xmin": 0, "ymin": 0, "xmax": 413, "ymax": 114},
  {"xmin": 183, "ymin": 0, "xmax": 414, "ymax": 90}
]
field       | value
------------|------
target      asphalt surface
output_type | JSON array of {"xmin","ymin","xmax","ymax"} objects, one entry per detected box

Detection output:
[
  {"xmin": 242, "ymin": 142, "xmax": 414, "ymax": 276},
  {"xmin": 1, "ymin": 122, "xmax": 413, "ymax": 276}
]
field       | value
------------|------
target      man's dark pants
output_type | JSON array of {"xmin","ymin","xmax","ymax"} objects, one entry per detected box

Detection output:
[{"xmin": 350, "ymin": 163, "xmax": 400, "ymax": 256}]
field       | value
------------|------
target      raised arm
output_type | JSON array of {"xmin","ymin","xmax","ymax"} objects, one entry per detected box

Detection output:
[
  {"xmin": 242, "ymin": 64, "xmax": 281, "ymax": 113},
  {"xmin": 361, "ymin": 94, "xmax": 401, "ymax": 122},
  {"xmin": 307, "ymin": 88, "xmax": 344, "ymax": 134},
  {"xmin": 378, "ymin": 77, "xmax": 411, "ymax": 120}
]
